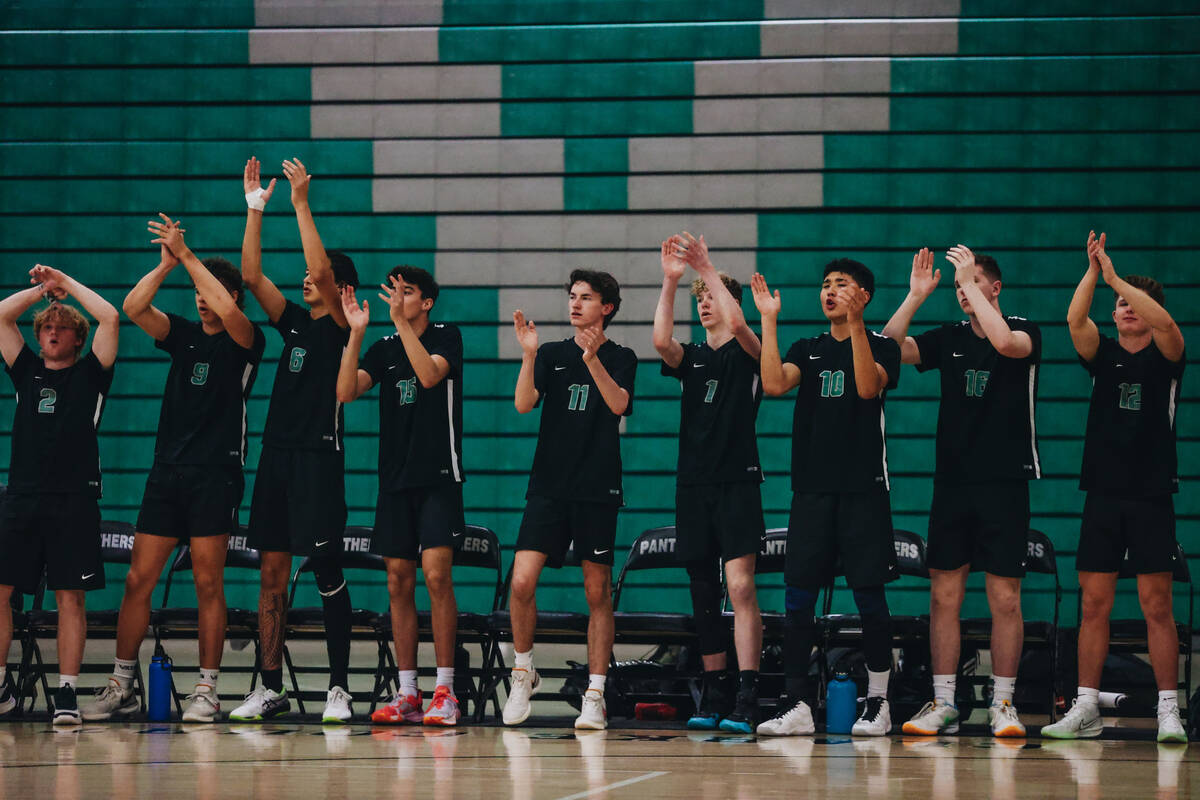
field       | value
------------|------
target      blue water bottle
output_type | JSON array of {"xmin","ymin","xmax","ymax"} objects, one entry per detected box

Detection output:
[
  {"xmin": 826, "ymin": 670, "xmax": 857, "ymax": 734},
  {"xmin": 148, "ymin": 648, "xmax": 173, "ymax": 722}
]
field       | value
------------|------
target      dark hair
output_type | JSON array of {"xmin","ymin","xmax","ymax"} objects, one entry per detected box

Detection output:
[
  {"xmin": 388, "ymin": 265, "xmax": 439, "ymax": 305},
  {"xmin": 975, "ymin": 253, "xmax": 1001, "ymax": 283},
  {"xmin": 822, "ymin": 258, "xmax": 875, "ymax": 303},
  {"xmin": 1117, "ymin": 275, "xmax": 1165, "ymax": 307},
  {"xmin": 691, "ymin": 272, "xmax": 743, "ymax": 305},
  {"xmin": 328, "ymin": 250, "xmax": 360, "ymax": 289},
  {"xmin": 202, "ymin": 256, "xmax": 245, "ymax": 309},
  {"xmin": 567, "ymin": 269, "xmax": 622, "ymax": 329}
]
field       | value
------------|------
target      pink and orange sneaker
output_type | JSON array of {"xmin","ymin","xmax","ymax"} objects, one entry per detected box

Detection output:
[
  {"xmin": 371, "ymin": 690, "xmax": 423, "ymax": 724},
  {"xmin": 422, "ymin": 686, "xmax": 461, "ymax": 727}
]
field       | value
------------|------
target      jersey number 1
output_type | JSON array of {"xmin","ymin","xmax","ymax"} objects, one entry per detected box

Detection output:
[{"xmin": 567, "ymin": 383, "xmax": 590, "ymax": 411}]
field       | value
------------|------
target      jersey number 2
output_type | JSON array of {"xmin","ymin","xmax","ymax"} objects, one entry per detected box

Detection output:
[
  {"xmin": 567, "ymin": 383, "xmax": 590, "ymax": 411},
  {"xmin": 37, "ymin": 388, "xmax": 56, "ymax": 414}
]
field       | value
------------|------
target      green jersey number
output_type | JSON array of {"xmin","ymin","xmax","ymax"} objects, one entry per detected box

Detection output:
[
  {"xmin": 567, "ymin": 383, "xmax": 590, "ymax": 411},
  {"xmin": 395, "ymin": 377, "xmax": 416, "ymax": 405},
  {"xmin": 1118, "ymin": 382, "xmax": 1142, "ymax": 411},
  {"xmin": 37, "ymin": 387, "xmax": 56, "ymax": 414},
  {"xmin": 965, "ymin": 369, "xmax": 990, "ymax": 398},
  {"xmin": 703, "ymin": 379, "xmax": 719, "ymax": 404},
  {"xmin": 288, "ymin": 347, "xmax": 307, "ymax": 373},
  {"xmin": 190, "ymin": 362, "xmax": 210, "ymax": 386},
  {"xmin": 818, "ymin": 369, "xmax": 845, "ymax": 398}
]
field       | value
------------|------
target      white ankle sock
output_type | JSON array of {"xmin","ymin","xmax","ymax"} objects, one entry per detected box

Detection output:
[
  {"xmin": 1077, "ymin": 686, "xmax": 1100, "ymax": 707},
  {"xmin": 199, "ymin": 668, "xmax": 219, "ymax": 690},
  {"xmin": 59, "ymin": 674, "xmax": 78, "ymax": 689},
  {"xmin": 867, "ymin": 669, "xmax": 889, "ymax": 699},
  {"xmin": 587, "ymin": 674, "xmax": 606, "ymax": 694},
  {"xmin": 1158, "ymin": 690, "xmax": 1179, "ymax": 711},
  {"xmin": 398, "ymin": 669, "xmax": 418, "ymax": 696},
  {"xmin": 514, "ymin": 650, "xmax": 534, "ymax": 671},
  {"xmin": 992, "ymin": 675, "xmax": 1016, "ymax": 705},
  {"xmin": 113, "ymin": 657, "xmax": 137, "ymax": 689},
  {"xmin": 436, "ymin": 667, "xmax": 454, "ymax": 690},
  {"xmin": 933, "ymin": 674, "xmax": 956, "ymax": 706}
]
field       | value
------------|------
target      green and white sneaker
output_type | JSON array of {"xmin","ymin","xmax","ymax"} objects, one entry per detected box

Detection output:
[
  {"xmin": 902, "ymin": 699, "xmax": 960, "ymax": 736},
  {"xmin": 1157, "ymin": 703, "xmax": 1188, "ymax": 744},
  {"xmin": 229, "ymin": 687, "xmax": 290, "ymax": 721},
  {"xmin": 1040, "ymin": 700, "xmax": 1102, "ymax": 740}
]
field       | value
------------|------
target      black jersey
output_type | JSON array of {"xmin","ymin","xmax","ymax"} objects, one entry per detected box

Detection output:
[
  {"xmin": 361, "ymin": 322, "xmax": 465, "ymax": 490},
  {"xmin": 662, "ymin": 338, "xmax": 763, "ymax": 486},
  {"xmin": 5, "ymin": 345, "xmax": 112, "ymax": 496},
  {"xmin": 913, "ymin": 317, "xmax": 1041, "ymax": 485},
  {"xmin": 783, "ymin": 330, "xmax": 900, "ymax": 493},
  {"xmin": 153, "ymin": 313, "xmax": 265, "ymax": 466},
  {"xmin": 526, "ymin": 337, "xmax": 637, "ymax": 505},
  {"xmin": 261, "ymin": 301, "xmax": 349, "ymax": 452},
  {"xmin": 1079, "ymin": 335, "xmax": 1184, "ymax": 496}
]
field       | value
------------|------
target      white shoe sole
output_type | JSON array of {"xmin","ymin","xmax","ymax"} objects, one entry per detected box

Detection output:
[{"xmin": 901, "ymin": 721, "xmax": 959, "ymax": 735}]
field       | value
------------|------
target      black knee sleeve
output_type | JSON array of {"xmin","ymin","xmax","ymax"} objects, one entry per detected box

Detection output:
[
  {"xmin": 312, "ymin": 557, "xmax": 351, "ymax": 689},
  {"xmin": 311, "ymin": 559, "xmax": 346, "ymax": 598},
  {"xmin": 853, "ymin": 586, "xmax": 893, "ymax": 673},
  {"xmin": 686, "ymin": 559, "xmax": 728, "ymax": 656}
]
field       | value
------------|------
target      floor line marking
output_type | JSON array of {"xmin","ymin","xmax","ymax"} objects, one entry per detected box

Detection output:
[{"xmin": 552, "ymin": 770, "xmax": 669, "ymax": 800}]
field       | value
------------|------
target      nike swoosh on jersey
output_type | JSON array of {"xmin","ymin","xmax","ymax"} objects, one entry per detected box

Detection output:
[
  {"xmin": 693, "ymin": 363, "xmax": 706, "ymax": 367},
  {"xmin": 554, "ymin": 366, "xmax": 567, "ymax": 370},
  {"xmin": 952, "ymin": 352, "xmax": 965, "ymax": 357},
  {"xmin": 808, "ymin": 355, "xmax": 821, "ymax": 360}
]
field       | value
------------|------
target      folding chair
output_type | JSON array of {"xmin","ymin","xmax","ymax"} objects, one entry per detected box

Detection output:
[
  {"xmin": 481, "ymin": 545, "xmax": 589, "ymax": 720},
  {"xmin": 17, "ymin": 520, "xmax": 147, "ymax": 714},
  {"xmin": 959, "ymin": 529, "xmax": 1061, "ymax": 717},
  {"xmin": 373, "ymin": 524, "xmax": 506, "ymax": 719},
  {"xmin": 1101, "ymin": 542, "xmax": 1192, "ymax": 714},
  {"xmin": 284, "ymin": 526, "xmax": 390, "ymax": 714},
  {"xmin": 152, "ymin": 527, "xmax": 262, "ymax": 712}
]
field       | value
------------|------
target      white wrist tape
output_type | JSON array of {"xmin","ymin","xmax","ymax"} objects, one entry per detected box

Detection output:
[{"xmin": 245, "ymin": 189, "xmax": 268, "ymax": 211}]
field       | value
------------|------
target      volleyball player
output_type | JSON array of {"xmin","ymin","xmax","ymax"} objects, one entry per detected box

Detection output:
[
  {"xmin": 0, "ymin": 264, "xmax": 118, "ymax": 725},
  {"xmin": 883, "ymin": 246, "xmax": 1041, "ymax": 738},
  {"xmin": 503, "ymin": 270, "xmax": 637, "ymax": 730}
]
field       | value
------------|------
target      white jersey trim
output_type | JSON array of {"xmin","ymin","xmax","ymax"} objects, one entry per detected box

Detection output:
[
  {"xmin": 879, "ymin": 407, "xmax": 890, "ymax": 491},
  {"xmin": 1027, "ymin": 364, "xmax": 1041, "ymax": 479},
  {"xmin": 239, "ymin": 362, "xmax": 253, "ymax": 465},
  {"xmin": 1168, "ymin": 377, "xmax": 1178, "ymax": 429},
  {"xmin": 446, "ymin": 377, "xmax": 462, "ymax": 482}
]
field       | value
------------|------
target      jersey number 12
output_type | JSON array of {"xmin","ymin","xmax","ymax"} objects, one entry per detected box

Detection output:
[{"xmin": 1118, "ymin": 382, "xmax": 1142, "ymax": 411}]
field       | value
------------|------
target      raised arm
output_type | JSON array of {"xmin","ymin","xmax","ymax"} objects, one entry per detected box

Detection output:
[
  {"xmin": 149, "ymin": 214, "xmax": 255, "ymax": 349},
  {"xmin": 241, "ymin": 156, "xmax": 286, "ymax": 323},
  {"xmin": 836, "ymin": 285, "xmax": 887, "ymax": 399},
  {"xmin": 512, "ymin": 310, "xmax": 540, "ymax": 413},
  {"xmin": 124, "ymin": 246, "xmax": 176, "ymax": 341},
  {"xmin": 379, "ymin": 275, "xmax": 450, "ymax": 390},
  {"xmin": 27, "ymin": 265, "xmax": 118, "ymax": 369},
  {"xmin": 750, "ymin": 273, "xmax": 801, "ymax": 396},
  {"xmin": 1067, "ymin": 231, "xmax": 1102, "ymax": 362},
  {"xmin": 947, "ymin": 245, "xmax": 1032, "ymax": 359},
  {"xmin": 0, "ymin": 285, "xmax": 44, "ymax": 367},
  {"xmin": 283, "ymin": 158, "xmax": 347, "ymax": 328},
  {"xmin": 883, "ymin": 248, "xmax": 939, "ymax": 365},
  {"xmin": 578, "ymin": 327, "xmax": 629, "ymax": 416},
  {"xmin": 677, "ymin": 232, "xmax": 761, "ymax": 360},
  {"xmin": 1095, "ymin": 233, "xmax": 1185, "ymax": 361},
  {"xmin": 652, "ymin": 238, "xmax": 686, "ymax": 369},
  {"xmin": 335, "ymin": 286, "xmax": 375, "ymax": 403}
]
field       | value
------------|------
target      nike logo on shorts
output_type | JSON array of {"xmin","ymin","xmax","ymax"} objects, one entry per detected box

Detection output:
[
  {"xmin": 593, "ymin": 548, "xmax": 610, "ymax": 556},
  {"xmin": 81, "ymin": 573, "xmax": 95, "ymax": 580},
  {"xmin": 314, "ymin": 540, "xmax": 329, "ymax": 547}
]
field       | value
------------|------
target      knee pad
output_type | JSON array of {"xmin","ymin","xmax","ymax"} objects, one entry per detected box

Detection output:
[
  {"xmin": 311, "ymin": 559, "xmax": 346, "ymax": 598},
  {"xmin": 851, "ymin": 586, "xmax": 890, "ymax": 620},
  {"xmin": 686, "ymin": 560, "xmax": 727, "ymax": 656},
  {"xmin": 785, "ymin": 586, "xmax": 819, "ymax": 615}
]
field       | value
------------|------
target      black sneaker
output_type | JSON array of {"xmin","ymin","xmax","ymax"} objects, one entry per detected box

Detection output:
[
  {"xmin": 718, "ymin": 691, "xmax": 758, "ymax": 734},
  {"xmin": 52, "ymin": 685, "xmax": 81, "ymax": 727},
  {"xmin": 686, "ymin": 675, "xmax": 732, "ymax": 731},
  {"xmin": 0, "ymin": 672, "xmax": 16, "ymax": 716}
]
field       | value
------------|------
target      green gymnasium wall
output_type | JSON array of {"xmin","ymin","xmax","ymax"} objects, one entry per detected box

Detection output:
[{"xmin": 0, "ymin": 1, "xmax": 1196, "ymax": 629}]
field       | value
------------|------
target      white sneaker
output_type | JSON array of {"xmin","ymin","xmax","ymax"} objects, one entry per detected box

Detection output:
[
  {"xmin": 756, "ymin": 699, "xmax": 815, "ymax": 736},
  {"xmin": 322, "ymin": 686, "xmax": 353, "ymax": 723},
  {"xmin": 502, "ymin": 668, "xmax": 541, "ymax": 726},
  {"xmin": 575, "ymin": 690, "xmax": 607, "ymax": 730},
  {"xmin": 1040, "ymin": 700, "xmax": 1102, "ymax": 739},
  {"xmin": 852, "ymin": 697, "xmax": 891, "ymax": 736},
  {"xmin": 902, "ymin": 699, "xmax": 960, "ymax": 735},
  {"xmin": 1157, "ymin": 703, "xmax": 1188, "ymax": 744},
  {"xmin": 229, "ymin": 686, "xmax": 290, "ymax": 721},
  {"xmin": 989, "ymin": 700, "xmax": 1026, "ymax": 737},
  {"xmin": 181, "ymin": 683, "xmax": 221, "ymax": 723},
  {"xmin": 81, "ymin": 679, "xmax": 138, "ymax": 721}
]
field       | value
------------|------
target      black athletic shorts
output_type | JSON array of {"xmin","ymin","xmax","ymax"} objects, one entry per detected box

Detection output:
[
  {"xmin": 516, "ymin": 495, "xmax": 618, "ymax": 567},
  {"xmin": 0, "ymin": 492, "xmax": 104, "ymax": 594},
  {"xmin": 675, "ymin": 482, "xmax": 765, "ymax": 563},
  {"xmin": 248, "ymin": 444, "xmax": 347, "ymax": 557},
  {"xmin": 1077, "ymin": 492, "xmax": 1178, "ymax": 574},
  {"xmin": 926, "ymin": 481, "xmax": 1030, "ymax": 578},
  {"xmin": 136, "ymin": 462, "xmax": 243, "ymax": 540},
  {"xmin": 373, "ymin": 483, "xmax": 466, "ymax": 560},
  {"xmin": 785, "ymin": 490, "xmax": 897, "ymax": 589}
]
